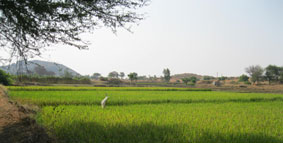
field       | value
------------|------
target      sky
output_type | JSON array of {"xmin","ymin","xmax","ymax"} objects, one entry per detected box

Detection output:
[{"xmin": 36, "ymin": 0, "xmax": 283, "ymax": 77}]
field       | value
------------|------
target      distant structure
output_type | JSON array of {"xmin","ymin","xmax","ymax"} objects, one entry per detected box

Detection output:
[
  {"xmin": 213, "ymin": 80, "xmax": 221, "ymax": 87},
  {"xmin": 101, "ymin": 96, "xmax": 109, "ymax": 109}
]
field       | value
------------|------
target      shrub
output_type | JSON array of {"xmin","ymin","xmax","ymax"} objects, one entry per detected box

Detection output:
[
  {"xmin": 0, "ymin": 69, "xmax": 13, "ymax": 85},
  {"xmin": 99, "ymin": 77, "xmax": 108, "ymax": 81},
  {"xmin": 229, "ymin": 81, "xmax": 238, "ymax": 84},
  {"xmin": 244, "ymin": 81, "xmax": 251, "ymax": 85},
  {"xmin": 239, "ymin": 74, "xmax": 249, "ymax": 82},
  {"xmin": 108, "ymin": 78, "xmax": 122, "ymax": 85}
]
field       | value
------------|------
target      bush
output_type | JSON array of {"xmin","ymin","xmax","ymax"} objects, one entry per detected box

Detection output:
[
  {"xmin": 229, "ymin": 81, "xmax": 238, "ymax": 84},
  {"xmin": 0, "ymin": 69, "xmax": 13, "ymax": 85},
  {"xmin": 108, "ymin": 78, "xmax": 122, "ymax": 85},
  {"xmin": 218, "ymin": 76, "xmax": 227, "ymax": 81},
  {"xmin": 244, "ymin": 81, "xmax": 251, "ymax": 85},
  {"xmin": 203, "ymin": 76, "xmax": 214, "ymax": 80},
  {"xmin": 14, "ymin": 75, "xmax": 91, "ymax": 84},
  {"xmin": 99, "ymin": 77, "xmax": 108, "ymax": 81},
  {"xmin": 239, "ymin": 74, "xmax": 249, "ymax": 82}
]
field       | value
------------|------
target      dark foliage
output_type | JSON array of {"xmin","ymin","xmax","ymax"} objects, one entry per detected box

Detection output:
[
  {"xmin": 238, "ymin": 74, "xmax": 249, "ymax": 82},
  {"xmin": 0, "ymin": 69, "xmax": 13, "ymax": 85},
  {"xmin": 99, "ymin": 76, "xmax": 108, "ymax": 81},
  {"xmin": 128, "ymin": 72, "xmax": 138, "ymax": 82},
  {"xmin": 0, "ymin": 0, "xmax": 149, "ymax": 61},
  {"xmin": 163, "ymin": 68, "xmax": 171, "ymax": 82},
  {"xmin": 15, "ymin": 75, "xmax": 91, "ymax": 84},
  {"xmin": 107, "ymin": 78, "xmax": 122, "ymax": 85}
]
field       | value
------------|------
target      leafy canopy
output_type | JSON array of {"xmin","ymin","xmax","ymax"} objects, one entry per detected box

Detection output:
[
  {"xmin": 0, "ymin": 0, "xmax": 149, "ymax": 62},
  {"xmin": 163, "ymin": 68, "xmax": 171, "ymax": 82},
  {"xmin": 128, "ymin": 72, "xmax": 138, "ymax": 82},
  {"xmin": 0, "ymin": 69, "xmax": 13, "ymax": 85}
]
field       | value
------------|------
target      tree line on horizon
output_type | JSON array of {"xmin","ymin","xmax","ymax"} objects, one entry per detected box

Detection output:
[
  {"xmin": 1, "ymin": 65, "xmax": 283, "ymax": 86},
  {"xmin": 241, "ymin": 65, "xmax": 283, "ymax": 85}
]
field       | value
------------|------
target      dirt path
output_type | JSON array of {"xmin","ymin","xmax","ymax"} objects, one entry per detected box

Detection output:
[{"xmin": 0, "ymin": 86, "xmax": 54, "ymax": 143}]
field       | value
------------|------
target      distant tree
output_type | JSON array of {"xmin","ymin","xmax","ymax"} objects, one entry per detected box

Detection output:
[
  {"xmin": 153, "ymin": 75, "xmax": 158, "ymax": 81},
  {"xmin": 63, "ymin": 70, "xmax": 73, "ymax": 78},
  {"xmin": 0, "ymin": 69, "xmax": 13, "ymax": 85},
  {"xmin": 138, "ymin": 75, "xmax": 147, "ymax": 80},
  {"xmin": 108, "ymin": 71, "xmax": 119, "ymax": 79},
  {"xmin": 218, "ymin": 76, "xmax": 227, "ymax": 81},
  {"xmin": 108, "ymin": 78, "xmax": 122, "ymax": 85},
  {"xmin": 91, "ymin": 73, "xmax": 101, "ymax": 80},
  {"xmin": 203, "ymin": 76, "xmax": 213, "ymax": 80},
  {"xmin": 265, "ymin": 65, "xmax": 280, "ymax": 84},
  {"xmin": 238, "ymin": 74, "xmax": 249, "ymax": 82},
  {"xmin": 34, "ymin": 65, "xmax": 55, "ymax": 76},
  {"xmin": 182, "ymin": 76, "xmax": 197, "ymax": 85},
  {"xmin": 279, "ymin": 69, "xmax": 283, "ymax": 84},
  {"xmin": 128, "ymin": 72, "xmax": 138, "ymax": 83},
  {"xmin": 182, "ymin": 78, "xmax": 190, "ymax": 85},
  {"xmin": 119, "ymin": 72, "xmax": 125, "ymax": 79},
  {"xmin": 99, "ymin": 77, "xmax": 108, "ymax": 81},
  {"xmin": 245, "ymin": 65, "xmax": 264, "ymax": 84},
  {"xmin": 190, "ymin": 76, "xmax": 197, "ymax": 84},
  {"xmin": 163, "ymin": 68, "xmax": 171, "ymax": 83}
]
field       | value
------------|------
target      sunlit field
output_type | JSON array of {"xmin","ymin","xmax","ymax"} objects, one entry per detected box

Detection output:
[{"xmin": 9, "ymin": 87, "xmax": 283, "ymax": 143}]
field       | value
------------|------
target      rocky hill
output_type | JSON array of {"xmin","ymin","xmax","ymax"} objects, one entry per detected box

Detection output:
[{"xmin": 0, "ymin": 60, "xmax": 80, "ymax": 77}]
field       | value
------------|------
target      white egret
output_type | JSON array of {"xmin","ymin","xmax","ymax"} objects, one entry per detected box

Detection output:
[{"xmin": 101, "ymin": 96, "xmax": 109, "ymax": 108}]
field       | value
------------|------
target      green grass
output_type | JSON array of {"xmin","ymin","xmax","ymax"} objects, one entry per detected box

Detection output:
[{"xmin": 8, "ymin": 87, "xmax": 283, "ymax": 143}]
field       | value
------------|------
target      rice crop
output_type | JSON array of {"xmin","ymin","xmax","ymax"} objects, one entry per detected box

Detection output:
[
  {"xmin": 9, "ymin": 87, "xmax": 283, "ymax": 143},
  {"xmin": 9, "ymin": 90, "xmax": 283, "ymax": 106},
  {"xmin": 37, "ymin": 102, "xmax": 283, "ymax": 143},
  {"xmin": 7, "ymin": 86, "xmax": 211, "ymax": 91}
]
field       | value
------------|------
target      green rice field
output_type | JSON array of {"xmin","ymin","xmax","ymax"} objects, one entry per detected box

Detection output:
[{"xmin": 8, "ymin": 86, "xmax": 283, "ymax": 143}]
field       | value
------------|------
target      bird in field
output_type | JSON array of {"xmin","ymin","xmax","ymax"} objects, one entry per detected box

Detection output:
[{"xmin": 101, "ymin": 96, "xmax": 109, "ymax": 109}]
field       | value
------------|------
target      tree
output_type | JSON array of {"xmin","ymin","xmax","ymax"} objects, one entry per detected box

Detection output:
[
  {"xmin": 0, "ymin": 0, "xmax": 149, "ymax": 62},
  {"xmin": 163, "ymin": 68, "xmax": 171, "ymax": 83},
  {"xmin": 182, "ymin": 76, "xmax": 197, "ymax": 85},
  {"xmin": 108, "ymin": 71, "xmax": 119, "ymax": 79},
  {"xmin": 63, "ymin": 70, "xmax": 73, "ymax": 78},
  {"xmin": 91, "ymin": 73, "xmax": 101, "ymax": 80},
  {"xmin": 238, "ymin": 74, "xmax": 249, "ymax": 82},
  {"xmin": 190, "ymin": 76, "xmax": 197, "ymax": 84},
  {"xmin": 128, "ymin": 72, "xmax": 138, "ymax": 83},
  {"xmin": 99, "ymin": 76, "xmax": 108, "ymax": 81},
  {"xmin": 119, "ymin": 72, "xmax": 125, "ymax": 79},
  {"xmin": 218, "ymin": 76, "xmax": 227, "ymax": 81},
  {"xmin": 181, "ymin": 78, "xmax": 190, "ymax": 85},
  {"xmin": 279, "ymin": 68, "xmax": 283, "ymax": 83},
  {"xmin": 203, "ymin": 76, "xmax": 213, "ymax": 80},
  {"xmin": 0, "ymin": 69, "xmax": 13, "ymax": 85},
  {"xmin": 153, "ymin": 75, "xmax": 158, "ymax": 81},
  {"xmin": 108, "ymin": 78, "xmax": 122, "ymax": 85},
  {"xmin": 34, "ymin": 65, "xmax": 55, "ymax": 76},
  {"xmin": 265, "ymin": 65, "xmax": 280, "ymax": 84},
  {"xmin": 245, "ymin": 65, "xmax": 264, "ymax": 84},
  {"xmin": 138, "ymin": 75, "xmax": 147, "ymax": 80}
]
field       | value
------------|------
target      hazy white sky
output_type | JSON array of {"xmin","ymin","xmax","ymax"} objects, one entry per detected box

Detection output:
[{"xmin": 37, "ymin": 0, "xmax": 283, "ymax": 77}]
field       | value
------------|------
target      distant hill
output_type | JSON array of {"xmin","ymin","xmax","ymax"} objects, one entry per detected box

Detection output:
[{"xmin": 0, "ymin": 60, "xmax": 80, "ymax": 77}]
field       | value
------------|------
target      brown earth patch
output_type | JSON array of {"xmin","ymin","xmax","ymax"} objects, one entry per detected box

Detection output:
[{"xmin": 0, "ymin": 85, "xmax": 54, "ymax": 143}]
